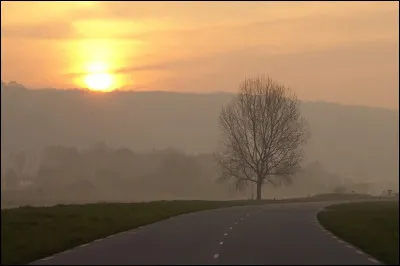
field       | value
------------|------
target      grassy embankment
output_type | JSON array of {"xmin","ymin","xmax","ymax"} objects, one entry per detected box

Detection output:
[
  {"xmin": 2, "ymin": 193, "xmax": 378, "ymax": 265},
  {"xmin": 318, "ymin": 201, "xmax": 399, "ymax": 265}
]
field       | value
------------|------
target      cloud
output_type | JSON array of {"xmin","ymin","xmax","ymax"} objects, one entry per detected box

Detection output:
[
  {"xmin": 63, "ymin": 7, "xmax": 395, "ymax": 59},
  {"xmin": 3, "ymin": 4, "xmax": 396, "ymax": 49},
  {"xmin": 76, "ymin": 1, "xmax": 398, "ymax": 29},
  {"xmin": 130, "ymin": 8, "xmax": 398, "ymax": 46},
  {"xmin": 1, "ymin": 21, "xmax": 75, "ymax": 40},
  {"xmin": 65, "ymin": 58, "xmax": 205, "ymax": 78},
  {"xmin": 74, "ymin": 2, "xmax": 273, "ymax": 23},
  {"xmin": 140, "ymin": 40, "xmax": 398, "ymax": 108}
]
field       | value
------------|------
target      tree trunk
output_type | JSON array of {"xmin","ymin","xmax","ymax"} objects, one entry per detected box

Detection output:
[{"xmin": 256, "ymin": 179, "xmax": 262, "ymax": 200}]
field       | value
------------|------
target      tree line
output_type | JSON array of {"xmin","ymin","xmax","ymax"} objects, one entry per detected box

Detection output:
[{"xmin": 1, "ymin": 144, "xmax": 227, "ymax": 205}]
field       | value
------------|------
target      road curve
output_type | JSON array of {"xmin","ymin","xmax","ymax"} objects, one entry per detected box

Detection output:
[{"xmin": 30, "ymin": 201, "xmax": 381, "ymax": 265}]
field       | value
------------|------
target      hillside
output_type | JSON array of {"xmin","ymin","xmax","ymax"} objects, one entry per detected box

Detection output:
[{"xmin": 1, "ymin": 81, "xmax": 399, "ymax": 187}]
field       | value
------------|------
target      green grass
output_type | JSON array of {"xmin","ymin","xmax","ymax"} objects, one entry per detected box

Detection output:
[
  {"xmin": 318, "ymin": 201, "xmax": 399, "ymax": 265},
  {"xmin": 1, "ymin": 194, "xmax": 378, "ymax": 265}
]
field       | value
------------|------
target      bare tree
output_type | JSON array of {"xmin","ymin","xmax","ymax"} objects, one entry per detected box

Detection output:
[{"xmin": 215, "ymin": 76, "xmax": 309, "ymax": 200}]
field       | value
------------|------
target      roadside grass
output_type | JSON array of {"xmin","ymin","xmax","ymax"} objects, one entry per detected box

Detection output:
[
  {"xmin": 318, "ymin": 201, "xmax": 399, "ymax": 265},
  {"xmin": 2, "ymin": 194, "xmax": 378, "ymax": 265}
]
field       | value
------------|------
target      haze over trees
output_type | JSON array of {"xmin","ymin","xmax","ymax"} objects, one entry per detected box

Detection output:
[
  {"xmin": 1, "ymin": 81, "xmax": 398, "ymax": 206},
  {"xmin": 1, "ymin": 143, "xmax": 381, "ymax": 208},
  {"xmin": 216, "ymin": 76, "xmax": 309, "ymax": 200}
]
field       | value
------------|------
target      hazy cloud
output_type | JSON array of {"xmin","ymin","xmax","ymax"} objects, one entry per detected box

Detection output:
[{"xmin": 1, "ymin": 21, "xmax": 74, "ymax": 40}]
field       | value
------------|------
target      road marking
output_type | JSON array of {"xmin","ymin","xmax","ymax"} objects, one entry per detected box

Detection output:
[
  {"xmin": 368, "ymin": 258, "xmax": 379, "ymax": 264},
  {"xmin": 235, "ymin": 221, "xmax": 238, "ymax": 224},
  {"xmin": 337, "ymin": 239, "xmax": 344, "ymax": 244},
  {"xmin": 213, "ymin": 253, "xmax": 220, "ymax": 259},
  {"xmin": 41, "ymin": 256, "xmax": 54, "ymax": 261},
  {"xmin": 356, "ymin": 250, "xmax": 364, "ymax": 254},
  {"xmin": 94, "ymin": 238, "xmax": 102, "ymax": 242},
  {"xmin": 219, "ymin": 241, "xmax": 224, "ymax": 245},
  {"xmin": 224, "ymin": 233, "xmax": 228, "ymax": 236},
  {"xmin": 62, "ymin": 250, "xmax": 71, "ymax": 254},
  {"xmin": 79, "ymin": 243, "xmax": 88, "ymax": 248},
  {"xmin": 240, "ymin": 217, "xmax": 244, "ymax": 221},
  {"xmin": 229, "ymin": 227, "xmax": 233, "ymax": 230},
  {"xmin": 345, "ymin": 244, "xmax": 353, "ymax": 249},
  {"xmin": 331, "ymin": 236, "xmax": 337, "ymax": 239}
]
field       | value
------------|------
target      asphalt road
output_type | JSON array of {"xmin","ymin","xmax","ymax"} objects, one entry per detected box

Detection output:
[{"xmin": 30, "ymin": 201, "xmax": 381, "ymax": 265}]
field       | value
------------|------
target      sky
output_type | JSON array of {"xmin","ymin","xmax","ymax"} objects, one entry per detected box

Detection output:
[{"xmin": 1, "ymin": 1, "xmax": 399, "ymax": 109}]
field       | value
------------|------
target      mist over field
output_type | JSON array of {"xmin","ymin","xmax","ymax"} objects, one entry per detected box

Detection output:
[{"xmin": 1, "ymin": 81, "xmax": 398, "ymax": 207}]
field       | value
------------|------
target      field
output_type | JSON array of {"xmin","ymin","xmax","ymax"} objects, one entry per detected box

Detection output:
[
  {"xmin": 1, "ymin": 194, "xmax": 378, "ymax": 265},
  {"xmin": 318, "ymin": 201, "xmax": 399, "ymax": 265}
]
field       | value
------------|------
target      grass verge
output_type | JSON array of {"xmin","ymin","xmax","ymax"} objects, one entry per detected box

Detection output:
[
  {"xmin": 1, "ymin": 194, "xmax": 378, "ymax": 265},
  {"xmin": 317, "ymin": 201, "xmax": 399, "ymax": 265}
]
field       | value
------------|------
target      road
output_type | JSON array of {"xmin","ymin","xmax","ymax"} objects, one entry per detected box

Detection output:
[{"xmin": 31, "ymin": 201, "xmax": 381, "ymax": 265}]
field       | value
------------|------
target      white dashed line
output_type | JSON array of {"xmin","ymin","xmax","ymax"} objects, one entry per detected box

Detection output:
[
  {"xmin": 368, "ymin": 258, "xmax": 379, "ymax": 264},
  {"xmin": 356, "ymin": 250, "xmax": 364, "ymax": 254},
  {"xmin": 79, "ymin": 243, "xmax": 88, "ymax": 248},
  {"xmin": 235, "ymin": 221, "xmax": 238, "ymax": 225},
  {"xmin": 240, "ymin": 218, "xmax": 244, "ymax": 221},
  {"xmin": 41, "ymin": 256, "xmax": 54, "ymax": 261},
  {"xmin": 94, "ymin": 238, "xmax": 103, "ymax": 242},
  {"xmin": 337, "ymin": 240, "xmax": 344, "ymax": 244},
  {"xmin": 229, "ymin": 227, "xmax": 233, "ymax": 230},
  {"xmin": 345, "ymin": 244, "xmax": 353, "ymax": 249},
  {"xmin": 224, "ymin": 233, "xmax": 228, "ymax": 236},
  {"xmin": 219, "ymin": 241, "xmax": 224, "ymax": 245},
  {"xmin": 213, "ymin": 253, "xmax": 220, "ymax": 259}
]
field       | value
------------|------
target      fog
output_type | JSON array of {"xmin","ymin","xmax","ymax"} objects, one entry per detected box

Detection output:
[{"xmin": 1, "ymin": 81, "xmax": 399, "ymax": 208}]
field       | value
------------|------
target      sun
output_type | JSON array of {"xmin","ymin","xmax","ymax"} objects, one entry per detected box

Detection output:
[
  {"xmin": 84, "ymin": 62, "xmax": 115, "ymax": 92},
  {"xmin": 85, "ymin": 73, "xmax": 114, "ymax": 92}
]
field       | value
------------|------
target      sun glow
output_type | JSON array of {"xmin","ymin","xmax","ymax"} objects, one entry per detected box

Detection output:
[{"xmin": 84, "ymin": 62, "xmax": 115, "ymax": 92}]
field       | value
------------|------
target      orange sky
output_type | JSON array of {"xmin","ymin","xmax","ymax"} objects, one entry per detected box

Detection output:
[{"xmin": 1, "ymin": 1, "xmax": 399, "ymax": 109}]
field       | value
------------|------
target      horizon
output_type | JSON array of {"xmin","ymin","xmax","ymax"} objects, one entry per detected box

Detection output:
[
  {"xmin": 1, "ymin": 1, "xmax": 399, "ymax": 109},
  {"xmin": 2, "ymin": 79, "xmax": 399, "ymax": 111}
]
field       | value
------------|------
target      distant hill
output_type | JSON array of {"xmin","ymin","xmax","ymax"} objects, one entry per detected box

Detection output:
[{"xmin": 1, "ymin": 81, "xmax": 398, "ymax": 186}]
